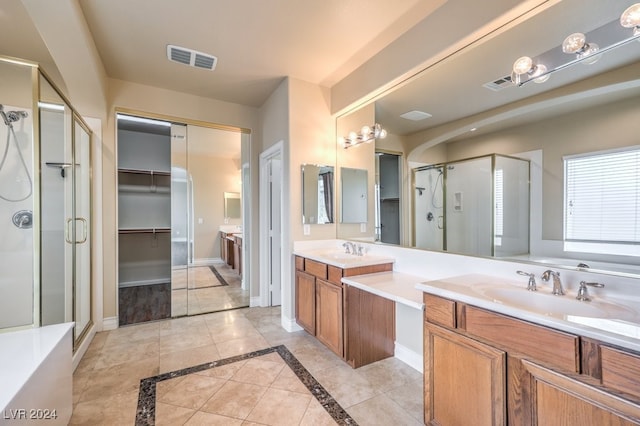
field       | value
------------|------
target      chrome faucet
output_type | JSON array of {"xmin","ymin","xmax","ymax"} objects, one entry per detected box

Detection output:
[
  {"xmin": 342, "ymin": 241, "xmax": 359, "ymax": 255},
  {"xmin": 542, "ymin": 270, "xmax": 564, "ymax": 295},
  {"xmin": 342, "ymin": 242, "xmax": 352, "ymax": 254},
  {"xmin": 576, "ymin": 281, "xmax": 605, "ymax": 302},
  {"xmin": 517, "ymin": 270, "xmax": 537, "ymax": 291}
]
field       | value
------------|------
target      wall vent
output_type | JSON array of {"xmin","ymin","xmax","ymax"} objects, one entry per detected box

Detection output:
[
  {"xmin": 483, "ymin": 74, "xmax": 513, "ymax": 91},
  {"xmin": 167, "ymin": 45, "xmax": 217, "ymax": 71}
]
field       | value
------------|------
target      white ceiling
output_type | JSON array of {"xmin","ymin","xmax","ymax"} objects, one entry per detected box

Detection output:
[{"xmin": 77, "ymin": 0, "xmax": 444, "ymax": 107}]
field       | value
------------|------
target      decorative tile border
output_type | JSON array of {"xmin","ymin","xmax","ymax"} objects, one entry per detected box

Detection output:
[
  {"xmin": 135, "ymin": 345, "xmax": 357, "ymax": 425},
  {"xmin": 208, "ymin": 264, "xmax": 230, "ymax": 286}
]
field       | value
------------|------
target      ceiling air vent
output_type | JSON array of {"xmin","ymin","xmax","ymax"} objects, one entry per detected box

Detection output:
[
  {"xmin": 167, "ymin": 45, "xmax": 217, "ymax": 71},
  {"xmin": 483, "ymin": 74, "xmax": 513, "ymax": 91}
]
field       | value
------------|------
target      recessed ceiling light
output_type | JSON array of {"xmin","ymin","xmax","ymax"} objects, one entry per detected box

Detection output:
[
  {"xmin": 400, "ymin": 110, "xmax": 432, "ymax": 121},
  {"xmin": 470, "ymin": 127, "xmax": 478, "ymax": 132}
]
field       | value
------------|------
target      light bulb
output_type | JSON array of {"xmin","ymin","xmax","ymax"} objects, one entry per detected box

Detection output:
[
  {"xmin": 578, "ymin": 43, "xmax": 601, "ymax": 64},
  {"xmin": 562, "ymin": 33, "xmax": 586, "ymax": 54},
  {"xmin": 620, "ymin": 3, "xmax": 640, "ymax": 28},
  {"xmin": 379, "ymin": 128, "xmax": 387, "ymax": 139},
  {"xmin": 513, "ymin": 56, "xmax": 533, "ymax": 74},
  {"xmin": 348, "ymin": 131, "xmax": 358, "ymax": 141},
  {"xmin": 361, "ymin": 126, "xmax": 371, "ymax": 137},
  {"xmin": 337, "ymin": 136, "xmax": 346, "ymax": 147},
  {"xmin": 531, "ymin": 64, "xmax": 550, "ymax": 83}
]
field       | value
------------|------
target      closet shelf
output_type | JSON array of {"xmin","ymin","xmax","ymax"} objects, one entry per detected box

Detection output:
[
  {"xmin": 118, "ymin": 168, "xmax": 170, "ymax": 176},
  {"xmin": 118, "ymin": 184, "xmax": 170, "ymax": 194},
  {"xmin": 119, "ymin": 227, "xmax": 171, "ymax": 234}
]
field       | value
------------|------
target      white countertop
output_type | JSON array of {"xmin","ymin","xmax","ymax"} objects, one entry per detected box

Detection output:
[
  {"xmin": 417, "ymin": 274, "xmax": 640, "ymax": 353},
  {"xmin": 342, "ymin": 271, "xmax": 426, "ymax": 310},
  {"xmin": 0, "ymin": 323, "xmax": 74, "ymax": 410},
  {"xmin": 294, "ymin": 248, "xmax": 395, "ymax": 269}
]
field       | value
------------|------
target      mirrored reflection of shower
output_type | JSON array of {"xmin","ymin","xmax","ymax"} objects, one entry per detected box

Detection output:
[
  {"xmin": 0, "ymin": 104, "xmax": 32, "ymax": 202},
  {"xmin": 414, "ymin": 165, "xmax": 444, "ymax": 251}
]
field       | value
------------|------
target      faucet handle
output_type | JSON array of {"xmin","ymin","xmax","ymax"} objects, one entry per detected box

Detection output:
[
  {"xmin": 342, "ymin": 242, "xmax": 351, "ymax": 254},
  {"xmin": 517, "ymin": 270, "xmax": 537, "ymax": 291},
  {"xmin": 576, "ymin": 281, "xmax": 605, "ymax": 302}
]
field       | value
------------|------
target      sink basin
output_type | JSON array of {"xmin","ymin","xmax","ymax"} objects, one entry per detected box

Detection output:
[
  {"xmin": 297, "ymin": 249, "xmax": 395, "ymax": 268},
  {"xmin": 478, "ymin": 286, "xmax": 638, "ymax": 320}
]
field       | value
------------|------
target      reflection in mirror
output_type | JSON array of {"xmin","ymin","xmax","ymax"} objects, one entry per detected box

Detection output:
[
  {"xmin": 336, "ymin": 0, "xmax": 640, "ymax": 278},
  {"xmin": 301, "ymin": 164, "xmax": 334, "ymax": 224},
  {"xmin": 224, "ymin": 191, "xmax": 241, "ymax": 219},
  {"xmin": 341, "ymin": 167, "xmax": 368, "ymax": 224}
]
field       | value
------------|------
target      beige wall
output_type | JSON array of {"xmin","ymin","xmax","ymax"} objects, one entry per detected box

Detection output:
[{"xmin": 421, "ymin": 95, "xmax": 640, "ymax": 240}]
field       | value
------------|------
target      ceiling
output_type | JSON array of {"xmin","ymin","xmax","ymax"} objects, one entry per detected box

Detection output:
[
  {"xmin": 76, "ymin": 0, "xmax": 444, "ymax": 107},
  {"xmin": 373, "ymin": 0, "xmax": 640, "ymax": 144}
]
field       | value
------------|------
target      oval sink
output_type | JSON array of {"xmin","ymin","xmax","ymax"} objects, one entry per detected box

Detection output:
[{"xmin": 479, "ymin": 287, "xmax": 638, "ymax": 320}]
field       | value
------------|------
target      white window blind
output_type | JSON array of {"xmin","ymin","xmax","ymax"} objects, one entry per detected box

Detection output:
[
  {"xmin": 565, "ymin": 147, "xmax": 640, "ymax": 244},
  {"xmin": 494, "ymin": 169, "xmax": 503, "ymax": 246}
]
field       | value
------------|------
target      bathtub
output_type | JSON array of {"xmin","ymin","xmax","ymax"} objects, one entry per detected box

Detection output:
[{"xmin": 0, "ymin": 323, "xmax": 73, "ymax": 425}]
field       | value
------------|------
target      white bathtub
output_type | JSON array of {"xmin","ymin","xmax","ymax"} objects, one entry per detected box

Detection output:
[{"xmin": 0, "ymin": 323, "xmax": 73, "ymax": 425}]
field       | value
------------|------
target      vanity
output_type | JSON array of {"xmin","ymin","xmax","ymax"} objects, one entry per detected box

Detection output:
[{"xmin": 418, "ymin": 275, "xmax": 640, "ymax": 425}]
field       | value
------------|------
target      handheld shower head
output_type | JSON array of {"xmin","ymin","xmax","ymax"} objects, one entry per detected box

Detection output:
[{"xmin": 0, "ymin": 104, "xmax": 28, "ymax": 126}]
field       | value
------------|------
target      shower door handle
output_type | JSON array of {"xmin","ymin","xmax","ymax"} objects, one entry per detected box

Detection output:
[
  {"xmin": 75, "ymin": 217, "xmax": 88, "ymax": 244},
  {"xmin": 65, "ymin": 217, "xmax": 88, "ymax": 244},
  {"xmin": 65, "ymin": 218, "xmax": 74, "ymax": 244}
]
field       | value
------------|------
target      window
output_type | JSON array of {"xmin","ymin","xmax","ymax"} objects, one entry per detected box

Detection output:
[
  {"xmin": 564, "ymin": 146, "xmax": 640, "ymax": 255},
  {"xmin": 494, "ymin": 168, "xmax": 503, "ymax": 246}
]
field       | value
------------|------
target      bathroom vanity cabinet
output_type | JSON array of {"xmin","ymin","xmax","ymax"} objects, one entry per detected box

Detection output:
[
  {"xmin": 423, "ymin": 293, "xmax": 640, "ymax": 425},
  {"xmin": 294, "ymin": 255, "xmax": 393, "ymax": 363}
]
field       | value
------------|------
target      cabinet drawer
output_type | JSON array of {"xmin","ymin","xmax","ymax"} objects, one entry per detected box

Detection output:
[
  {"xmin": 295, "ymin": 256, "xmax": 304, "ymax": 271},
  {"xmin": 305, "ymin": 259, "xmax": 328, "ymax": 279},
  {"xmin": 462, "ymin": 305, "xmax": 579, "ymax": 372},
  {"xmin": 424, "ymin": 294, "xmax": 456, "ymax": 328},
  {"xmin": 601, "ymin": 346, "xmax": 640, "ymax": 399},
  {"xmin": 327, "ymin": 265, "xmax": 343, "ymax": 286}
]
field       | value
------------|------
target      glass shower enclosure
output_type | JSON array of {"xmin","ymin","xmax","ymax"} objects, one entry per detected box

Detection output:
[
  {"xmin": 413, "ymin": 154, "xmax": 530, "ymax": 257},
  {"xmin": 0, "ymin": 56, "xmax": 92, "ymax": 349}
]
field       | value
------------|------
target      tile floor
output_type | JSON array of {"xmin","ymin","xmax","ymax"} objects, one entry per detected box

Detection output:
[{"xmin": 71, "ymin": 307, "xmax": 424, "ymax": 425}]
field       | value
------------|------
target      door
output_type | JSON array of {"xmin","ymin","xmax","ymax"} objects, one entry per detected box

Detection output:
[
  {"xmin": 268, "ymin": 156, "xmax": 282, "ymax": 306},
  {"xmin": 376, "ymin": 152, "xmax": 401, "ymax": 244},
  {"xmin": 295, "ymin": 270, "xmax": 315, "ymax": 334},
  {"xmin": 315, "ymin": 279, "xmax": 343, "ymax": 357},
  {"xmin": 424, "ymin": 323, "xmax": 506, "ymax": 426}
]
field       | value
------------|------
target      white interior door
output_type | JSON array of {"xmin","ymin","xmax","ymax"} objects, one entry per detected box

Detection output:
[{"xmin": 269, "ymin": 156, "xmax": 282, "ymax": 306}]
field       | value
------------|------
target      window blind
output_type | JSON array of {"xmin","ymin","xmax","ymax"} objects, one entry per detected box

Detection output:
[
  {"xmin": 494, "ymin": 169, "xmax": 504, "ymax": 246},
  {"xmin": 565, "ymin": 147, "xmax": 640, "ymax": 244}
]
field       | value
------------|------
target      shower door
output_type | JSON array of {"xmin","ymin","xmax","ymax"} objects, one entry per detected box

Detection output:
[{"xmin": 414, "ymin": 166, "xmax": 444, "ymax": 250}]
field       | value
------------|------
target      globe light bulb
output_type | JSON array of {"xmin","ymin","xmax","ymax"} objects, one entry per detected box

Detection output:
[
  {"xmin": 562, "ymin": 33, "xmax": 586, "ymax": 54},
  {"xmin": 578, "ymin": 42, "xmax": 601, "ymax": 64},
  {"xmin": 513, "ymin": 56, "xmax": 533, "ymax": 75},
  {"xmin": 379, "ymin": 128, "xmax": 387, "ymax": 139},
  {"xmin": 531, "ymin": 64, "xmax": 550, "ymax": 83},
  {"xmin": 620, "ymin": 3, "xmax": 640, "ymax": 28},
  {"xmin": 348, "ymin": 131, "xmax": 358, "ymax": 141}
]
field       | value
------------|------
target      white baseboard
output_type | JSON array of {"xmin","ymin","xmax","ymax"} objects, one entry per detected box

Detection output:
[
  {"xmin": 102, "ymin": 316, "xmax": 118, "ymax": 331},
  {"xmin": 281, "ymin": 315, "xmax": 303, "ymax": 332},
  {"xmin": 72, "ymin": 325, "xmax": 97, "ymax": 372},
  {"xmin": 249, "ymin": 297, "xmax": 261, "ymax": 308},
  {"xmin": 394, "ymin": 341, "xmax": 423, "ymax": 373},
  {"xmin": 192, "ymin": 258, "xmax": 223, "ymax": 266}
]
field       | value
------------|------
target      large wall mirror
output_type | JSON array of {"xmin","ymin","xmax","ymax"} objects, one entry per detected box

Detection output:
[{"xmin": 336, "ymin": 0, "xmax": 640, "ymax": 279}]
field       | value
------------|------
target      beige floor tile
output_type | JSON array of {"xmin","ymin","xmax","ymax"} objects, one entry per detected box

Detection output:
[
  {"xmin": 159, "ymin": 315, "xmax": 207, "ymax": 337},
  {"xmin": 357, "ymin": 356, "xmax": 423, "ymax": 393},
  {"xmin": 156, "ymin": 375, "xmax": 186, "ymax": 397},
  {"xmin": 200, "ymin": 380, "xmax": 267, "ymax": 420},
  {"xmin": 159, "ymin": 344, "xmax": 220, "ymax": 373},
  {"xmin": 385, "ymin": 378, "xmax": 424, "ymax": 423},
  {"xmin": 79, "ymin": 356, "xmax": 159, "ymax": 402},
  {"xmin": 209, "ymin": 321, "xmax": 263, "ymax": 344},
  {"xmin": 159, "ymin": 328, "xmax": 214, "ymax": 354},
  {"xmin": 155, "ymin": 402, "xmax": 196, "ymax": 425},
  {"xmin": 299, "ymin": 399, "xmax": 339, "ymax": 426},
  {"xmin": 216, "ymin": 335, "xmax": 269, "ymax": 358},
  {"xmin": 245, "ymin": 387, "xmax": 312, "ymax": 426},
  {"xmin": 347, "ymin": 393, "xmax": 423, "ymax": 426},
  {"xmin": 291, "ymin": 345, "xmax": 345, "ymax": 374},
  {"xmin": 230, "ymin": 358, "xmax": 285, "ymax": 387},
  {"xmin": 94, "ymin": 340, "xmax": 159, "ymax": 369},
  {"xmin": 195, "ymin": 360, "xmax": 248, "ymax": 380},
  {"xmin": 185, "ymin": 411, "xmax": 243, "ymax": 425},
  {"xmin": 313, "ymin": 365, "xmax": 379, "ymax": 408},
  {"xmin": 69, "ymin": 390, "xmax": 139, "ymax": 425},
  {"xmin": 102, "ymin": 322, "xmax": 160, "ymax": 348},
  {"xmin": 255, "ymin": 352, "xmax": 285, "ymax": 365},
  {"xmin": 158, "ymin": 374, "xmax": 226, "ymax": 410},
  {"xmin": 270, "ymin": 366, "xmax": 310, "ymax": 395}
]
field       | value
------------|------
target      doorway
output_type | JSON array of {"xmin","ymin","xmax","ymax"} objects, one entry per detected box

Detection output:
[{"xmin": 259, "ymin": 142, "xmax": 283, "ymax": 307}]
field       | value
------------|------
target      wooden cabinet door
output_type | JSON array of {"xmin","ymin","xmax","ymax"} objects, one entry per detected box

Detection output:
[
  {"xmin": 424, "ymin": 324, "xmax": 506, "ymax": 426},
  {"xmin": 344, "ymin": 285, "xmax": 395, "ymax": 368},
  {"xmin": 295, "ymin": 270, "xmax": 315, "ymax": 334},
  {"xmin": 520, "ymin": 360, "xmax": 640, "ymax": 425},
  {"xmin": 315, "ymin": 279, "xmax": 344, "ymax": 357}
]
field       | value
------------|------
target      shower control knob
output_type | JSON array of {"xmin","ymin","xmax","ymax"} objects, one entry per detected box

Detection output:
[
  {"xmin": 12, "ymin": 210, "xmax": 33, "ymax": 229},
  {"xmin": 426, "ymin": 212, "xmax": 434, "ymax": 221}
]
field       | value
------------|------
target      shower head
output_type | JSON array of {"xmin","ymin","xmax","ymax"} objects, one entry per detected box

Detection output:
[{"xmin": 0, "ymin": 104, "xmax": 28, "ymax": 126}]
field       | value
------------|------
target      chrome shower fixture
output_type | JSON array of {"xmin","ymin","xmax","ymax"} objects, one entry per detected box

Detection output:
[{"xmin": 0, "ymin": 104, "xmax": 28, "ymax": 127}]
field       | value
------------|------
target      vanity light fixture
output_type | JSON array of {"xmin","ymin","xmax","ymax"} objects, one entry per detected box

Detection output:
[
  {"xmin": 338, "ymin": 123, "xmax": 387, "ymax": 149},
  {"xmin": 511, "ymin": 2, "xmax": 640, "ymax": 87}
]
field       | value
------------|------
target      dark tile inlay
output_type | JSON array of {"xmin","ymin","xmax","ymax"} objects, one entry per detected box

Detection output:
[
  {"xmin": 135, "ymin": 345, "xmax": 357, "ymax": 425},
  {"xmin": 208, "ymin": 264, "xmax": 229, "ymax": 286}
]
